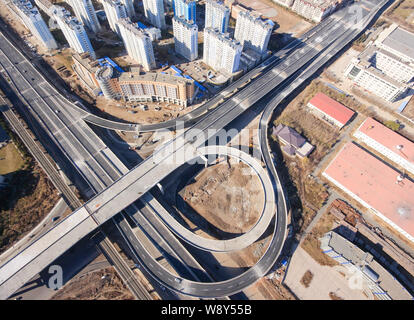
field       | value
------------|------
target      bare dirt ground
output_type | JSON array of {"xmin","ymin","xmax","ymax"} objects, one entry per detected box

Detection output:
[
  {"xmin": 181, "ymin": 159, "xmax": 264, "ymax": 235},
  {"xmin": 385, "ymin": 0, "xmax": 414, "ymax": 33},
  {"xmin": 51, "ymin": 267, "xmax": 135, "ymax": 300},
  {"xmin": 0, "ymin": 161, "xmax": 60, "ymax": 254},
  {"xmin": 95, "ymin": 96, "xmax": 197, "ymax": 125},
  {"xmin": 175, "ymin": 159, "xmax": 295, "ymax": 300},
  {"xmin": 301, "ymin": 209, "xmax": 340, "ymax": 267}
]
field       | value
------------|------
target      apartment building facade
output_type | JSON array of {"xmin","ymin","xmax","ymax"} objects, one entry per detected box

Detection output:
[
  {"xmin": 205, "ymin": 0, "xmax": 230, "ymax": 34},
  {"xmin": 173, "ymin": 0, "xmax": 196, "ymax": 22},
  {"xmin": 9, "ymin": 0, "xmax": 57, "ymax": 50},
  {"xmin": 67, "ymin": 0, "xmax": 101, "ymax": 33},
  {"xmin": 102, "ymin": 0, "xmax": 128, "ymax": 34},
  {"xmin": 234, "ymin": 10, "xmax": 273, "ymax": 54},
  {"xmin": 142, "ymin": 0, "xmax": 166, "ymax": 29},
  {"xmin": 52, "ymin": 6, "xmax": 96, "ymax": 58},
  {"xmin": 291, "ymin": 0, "xmax": 341, "ymax": 23},
  {"xmin": 117, "ymin": 18, "xmax": 156, "ymax": 71},
  {"xmin": 117, "ymin": 72, "xmax": 195, "ymax": 106},
  {"xmin": 173, "ymin": 16, "xmax": 198, "ymax": 61},
  {"xmin": 203, "ymin": 28, "xmax": 242, "ymax": 75}
]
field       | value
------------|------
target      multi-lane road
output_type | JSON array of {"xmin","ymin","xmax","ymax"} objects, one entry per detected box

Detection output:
[{"xmin": 0, "ymin": 0, "xmax": 390, "ymax": 299}]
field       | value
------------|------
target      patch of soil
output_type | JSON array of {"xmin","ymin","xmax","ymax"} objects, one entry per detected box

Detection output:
[
  {"xmin": 182, "ymin": 159, "xmax": 265, "ymax": 234},
  {"xmin": 51, "ymin": 267, "xmax": 134, "ymax": 300},
  {"xmin": 300, "ymin": 270, "xmax": 314, "ymax": 288}
]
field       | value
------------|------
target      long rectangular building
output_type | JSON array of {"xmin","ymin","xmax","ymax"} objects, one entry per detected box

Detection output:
[
  {"xmin": 322, "ymin": 142, "xmax": 414, "ymax": 243},
  {"xmin": 203, "ymin": 28, "xmax": 242, "ymax": 75},
  {"xmin": 117, "ymin": 18, "xmax": 156, "ymax": 71},
  {"xmin": 173, "ymin": 16, "xmax": 198, "ymax": 61},
  {"xmin": 307, "ymin": 92, "xmax": 355, "ymax": 128},
  {"xmin": 117, "ymin": 72, "xmax": 195, "ymax": 106},
  {"xmin": 353, "ymin": 117, "xmax": 414, "ymax": 175},
  {"xmin": 52, "ymin": 5, "xmax": 96, "ymax": 58},
  {"xmin": 9, "ymin": 0, "xmax": 57, "ymax": 50}
]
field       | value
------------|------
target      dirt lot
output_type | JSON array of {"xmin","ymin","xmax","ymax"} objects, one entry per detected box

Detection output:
[
  {"xmin": 51, "ymin": 267, "xmax": 135, "ymax": 300},
  {"xmin": 301, "ymin": 209, "xmax": 340, "ymax": 267},
  {"xmin": 385, "ymin": 0, "xmax": 414, "ymax": 32},
  {"xmin": 0, "ymin": 161, "xmax": 60, "ymax": 253},
  {"xmin": 181, "ymin": 158, "xmax": 264, "ymax": 235},
  {"xmin": 0, "ymin": 142, "xmax": 25, "ymax": 175}
]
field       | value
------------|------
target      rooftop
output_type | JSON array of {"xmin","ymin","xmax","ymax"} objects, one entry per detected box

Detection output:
[
  {"xmin": 272, "ymin": 124, "xmax": 306, "ymax": 148},
  {"xmin": 382, "ymin": 25, "xmax": 414, "ymax": 60},
  {"xmin": 321, "ymin": 231, "xmax": 413, "ymax": 300},
  {"xmin": 308, "ymin": 93, "xmax": 355, "ymax": 126},
  {"xmin": 323, "ymin": 142, "xmax": 414, "ymax": 241},
  {"xmin": 118, "ymin": 72, "xmax": 193, "ymax": 86},
  {"xmin": 356, "ymin": 117, "xmax": 414, "ymax": 164}
]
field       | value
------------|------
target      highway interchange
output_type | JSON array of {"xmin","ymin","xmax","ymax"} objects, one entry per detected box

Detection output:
[{"xmin": 0, "ymin": 0, "xmax": 390, "ymax": 299}]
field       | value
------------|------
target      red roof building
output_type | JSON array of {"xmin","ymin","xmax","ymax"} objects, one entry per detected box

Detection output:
[
  {"xmin": 323, "ymin": 142, "xmax": 414, "ymax": 243},
  {"xmin": 307, "ymin": 93, "xmax": 355, "ymax": 128},
  {"xmin": 353, "ymin": 117, "xmax": 414, "ymax": 175}
]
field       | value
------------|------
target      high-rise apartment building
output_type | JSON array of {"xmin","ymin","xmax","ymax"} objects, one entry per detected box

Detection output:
[
  {"xmin": 234, "ymin": 10, "xmax": 273, "ymax": 54},
  {"xmin": 173, "ymin": 16, "xmax": 198, "ymax": 61},
  {"xmin": 102, "ymin": 0, "xmax": 128, "ymax": 34},
  {"xmin": 117, "ymin": 18, "xmax": 156, "ymax": 71},
  {"xmin": 142, "ymin": 0, "xmax": 166, "ymax": 29},
  {"xmin": 67, "ymin": 0, "xmax": 101, "ymax": 33},
  {"xmin": 203, "ymin": 28, "xmax": 242, "ymax": 74},
  {"xmin": 52, "ymin": 6, "xmax": 96, "ymax": 58},
  {"xmin": 9, "ymin": 0, "xmax": 57, "ymax": 50},
  {"xmin": 120, "ymin": 0, "xmax": 135, "ymax": 18},
  {"xmin": 173, "ymin": 0, "xmax": 196, "ymax": 23},
  {"xmin": 205, "ymin": 0, "xmax": 230, "ymax": 34}
]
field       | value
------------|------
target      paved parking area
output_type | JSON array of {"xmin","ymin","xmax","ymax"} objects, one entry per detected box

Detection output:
[{"xmin": 284, "ymin": 247, "xmax": 371, "ymax": 300}]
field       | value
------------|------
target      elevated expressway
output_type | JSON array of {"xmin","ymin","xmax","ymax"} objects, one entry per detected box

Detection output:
[
  {"xmin": 0, "ymin": 0, "xmax": 389, "ymax": 299},
  {"xmin": 0, "ymin": 33, "xmax": 213, "ymax": 298}
]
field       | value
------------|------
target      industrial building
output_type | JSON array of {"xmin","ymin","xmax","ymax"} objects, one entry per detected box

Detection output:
[
  {"xmin": 344, "ymin": 57, "xmax": 408, "ymax": 102},
  {"xmin": 117, "ymin": 72, "xmax": 195, "ymax": 106},
  {"xmin": 322, "ymin": 142, "xmax": 414, "ymax": 243},
  {"xmin": 117, "ymin": 18, "xmax": 156, "ymax": 71},
  {"xmin": 101, "ymin": 0, "xmax": 128, "ymax": 35},
  {"xmin": 375, "ymin": 24, "xmax": 414, "ymax": 66},
  {"xmin": 320, "ymin": 231, "xmax": 413, "ymax": 300},
  {"xmin": 52, "ymin": 5, "xmax": 96, "ymax": 58},
  {"xmin": 307, "ymin": 93, "xmax": 355, "ymax": 128},
  {"xmin": 67, "ymin": 0, "xmax": 101, "ymax": 33},
  {"xmin": 205, "ymin": 0, "xmax": 230, "ymax": 34},
  {"xmin": 234, "ymin": 10, "xmax": 273, "ymax": 54},
  {"xmin": 203, "ymin": 28, "xmax": 242, "ymax": 75},
  {"xmin": 353, "ymin": 117, "xmax": 414, "ymax": 175},
  {"xmin": 8, "ymin": 0, "xmax": 57, "ymax": 50},
  {"xmin": 142, "ymin": 0, "xmax": 166, "ymax": 29},
  {"xmin": 344, "ymin": 24, "xmax": 414, "ymax": 102},
  {"xmin": 173, "ymin": 0, "xmax": 196, "ymax": 22},
  {"xmin": 173, "ymin": 16, "xmax": 198, "ymax": 61}
]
